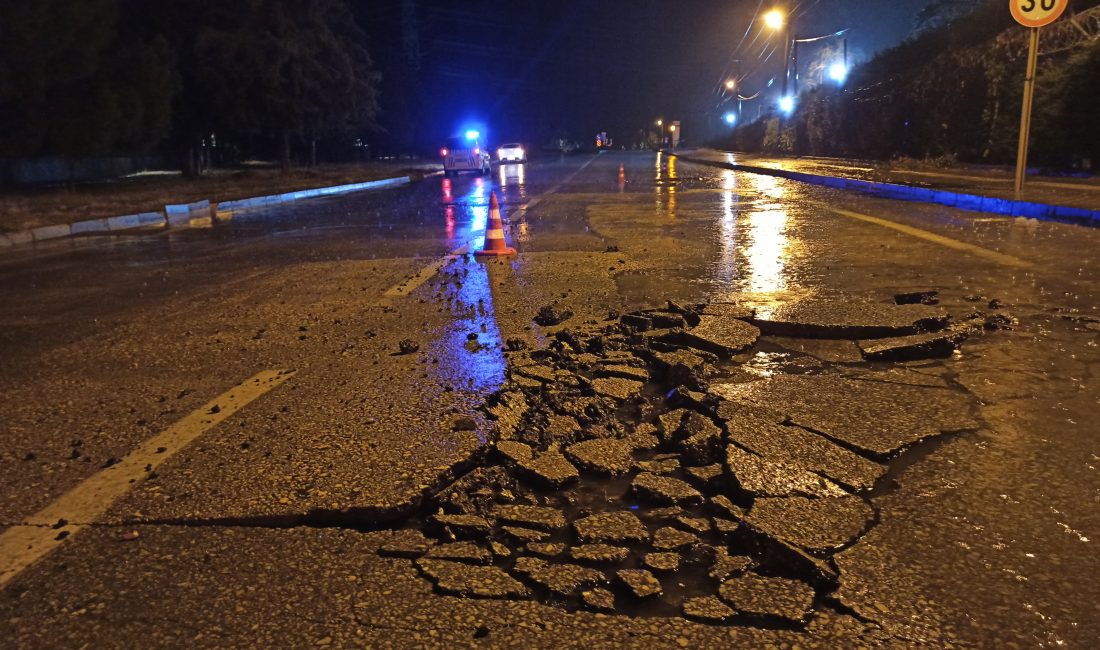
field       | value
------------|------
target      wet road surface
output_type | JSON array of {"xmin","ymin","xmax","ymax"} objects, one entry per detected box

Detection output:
[{"xmin": 0, "ymin": 152, "xmax": 1098, "ymax": 647}]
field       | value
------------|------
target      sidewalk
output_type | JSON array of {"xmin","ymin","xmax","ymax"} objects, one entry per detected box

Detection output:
[{"xmin": 677, "ymin": 150, "xmax": 1100, "ymax": 223}]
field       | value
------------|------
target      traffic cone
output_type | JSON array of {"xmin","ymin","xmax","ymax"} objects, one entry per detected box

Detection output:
[
  {"xmin": 475, "ymin": 192, "xmax": 516, "ymax": 257},
  {"xmin": 618, "ymin": 163, "xmax": 626, "ymax": 183}
]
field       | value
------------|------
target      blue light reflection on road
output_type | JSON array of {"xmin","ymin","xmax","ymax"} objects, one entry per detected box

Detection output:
[{"xmin": 427, "ymin": 174, "xmax": 507, "ymax": 399}]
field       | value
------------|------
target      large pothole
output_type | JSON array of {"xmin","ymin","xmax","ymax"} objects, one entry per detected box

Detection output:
[{"xmin": 374, "ymin": 292, "xmax": 1008, "ymax": 629}]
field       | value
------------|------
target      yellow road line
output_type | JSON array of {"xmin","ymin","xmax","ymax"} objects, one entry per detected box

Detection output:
[
  {"xmin": 825, "ymin": 206, "xmax": 1032, "ymax": 269},
  {"xmin": 382, "ymin": 246, "xmax": 469, "ymax": 300},
  {"xmin": 0, "ymin": 369, "xmax": 295, "ymax": 588}
]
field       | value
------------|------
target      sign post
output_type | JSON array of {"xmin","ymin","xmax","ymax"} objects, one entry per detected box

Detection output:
[{"xmin": 1009, "ymin": 0, "xmax": 1070, "ymax": 201}]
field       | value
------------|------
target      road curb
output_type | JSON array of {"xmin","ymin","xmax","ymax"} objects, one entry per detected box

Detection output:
[
  {"xmin": 671, "ymin": 154, "xmax": 1100, "ymax": 226},
  {"xmin": 215, "ymin": 175, "xmax": 411, "ymax": 221},
  {"xmin": 1, "ymin": 173, "xmax": 416, "ymax": 254}
]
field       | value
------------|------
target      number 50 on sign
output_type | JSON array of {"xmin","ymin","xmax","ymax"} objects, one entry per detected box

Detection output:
[{"xmin": 1011, "ymin": 0, "xmax": 1068, "ymax": 28}]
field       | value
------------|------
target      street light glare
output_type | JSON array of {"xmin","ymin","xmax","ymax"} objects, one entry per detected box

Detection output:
[
  {"xmin": 724, "ymin": 112, "xmax": 737, "ymax": 125},
  {"xmin": 725, "ymin": 79, "xmax": 736, "ymax": 90},
  {"xmin": 779, "ymin": 95, "xmax": 796, "ymax": 115},
  {"xmin": 829, "ymin": 62, "xmax": 849, "ymax": 83},
  {"xmin": 764, "ymin": 9, "xmax": 785, "ymax": 31},
  {"xmin": 656, "ymin": 119, "xmax": 663, "ymax": 126}
]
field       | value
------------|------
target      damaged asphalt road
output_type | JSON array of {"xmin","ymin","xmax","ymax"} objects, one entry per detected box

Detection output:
[{"xmin": 1, "ymin": 153, "xmax": 1099, "ymax": 647}]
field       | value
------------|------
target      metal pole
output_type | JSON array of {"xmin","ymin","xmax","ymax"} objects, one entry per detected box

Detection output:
[
  {"xmin": 1014, "ymin": 27, "xmax": 1040, "ymax": 201},
  {"xmin": 792, "ymin": 40, "xmax": 800, "ymax": 96},
  {"xmin": 781, "ymin": 26, "xmax": 792, "ymax": 97}
]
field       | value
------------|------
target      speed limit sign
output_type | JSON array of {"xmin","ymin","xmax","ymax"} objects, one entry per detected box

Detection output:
[
  {"xmin": 1010, "ymin": 0, "xmax": 1069, "ymax": 201},
  {"xmin": 1010, "ymin": 0, "xmax": 1069, "ymax": 28}
]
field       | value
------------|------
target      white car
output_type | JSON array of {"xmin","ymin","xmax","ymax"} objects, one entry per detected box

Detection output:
[{"xmin": 497, "ymin": 143, "xmax": 527, "ymax": 163}]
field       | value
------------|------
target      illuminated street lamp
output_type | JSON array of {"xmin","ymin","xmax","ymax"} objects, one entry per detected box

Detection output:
[
  {"xmin": 763, "ymin": 8, "xmax": 793, "ymax": 106},
  {"xmin": 723, "ymin": 112, "xmax": 737, "ymax": 126},
  {"xmin": 828, "ymin": 62, "xmax": 848, "ymax": 84},
  {"xmin": 656, "ymin": 119, "xmax": 663, "ymax": 127},
  {"xmin": 778, "ymin": 95, "xmax": 796, "ymax": 115},
  {"xmin": 763, "ymin": 9, "xmax": 785, "ymax": 31},
  {"xmin": 725, "ymin": 79, "xmax": 736, "ymax": 91}
]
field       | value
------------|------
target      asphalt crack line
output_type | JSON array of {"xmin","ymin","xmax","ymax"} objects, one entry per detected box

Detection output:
[
  {"xmin": 823, "ymin": 206, "xmax": 1033, "ymax": 269},
  {"xmin": 0, "ymin": 369, "xmax": 295, "ymax": 589}
]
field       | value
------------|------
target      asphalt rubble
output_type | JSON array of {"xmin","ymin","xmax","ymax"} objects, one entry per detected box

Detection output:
[{"xmin": 374, "ymin": 291, "xmax": 1012, "ymax": 630}]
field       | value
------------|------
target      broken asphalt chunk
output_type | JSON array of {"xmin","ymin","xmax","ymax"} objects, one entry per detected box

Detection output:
[
  {"xmin": 726, "ymin": 445, "xmax": 848, "ymax": 498},
  {"xmin": 746, "ymin": 496, "xmax": 874, "ymax": 553},
  {"xmin": 570, "ymin": 544, "xmax": 631, "ymax": 564},
  {"xmin": 858, "ymin": 330, "xmax": 967, "ymax": 362},
  {"xmin": 617, "ymin": 569, "xmax": 663, "ymax": 599},
  {"xmin": 378, "ymin": 529, "xmax": 435, "ymax": 558},
  {"xmin": 564, "ymin": 438, "xmax": 635, "ymax": 475},
  {"xmin": 718, "ymin": 573, "xmax": 815, "ymax": 625},
  {"xmin": 721, "ymin": 413, "xmax": 885, "ymax": 492},
  {"xmin": 493, "ymin": 505, "xmax": 567, "ymax": 531},
  {"xmin": 516, "ymin": 452, "xmax": 580, "ymax": 489},
  {"xmin": 423, "ymin": 542, "xmax": 492, "ymax": 564},
  {"xmin": 644, "ymin": 552, "xmax": 682, "ymax": 573},
  {"xmin": 574, "ymin": 511, "xmax": 648, "ymax": 544},
  {"xmin": 682, "ymin": 595, "xmax": 736, "ymax": 623},
  {"xmin": 590, "ymin": 377, "xmax": 644, "ymax": 401},
  {"xmin": 672, "ymin": 315, "xmax": 760, "ymax": 357},
  {"xmin": 632, "ymin": 472, "xmax": 704, "ymax": 506},
  {"xmin": 416, "ymin": 559, "xmax": 529, "ymax": 599},
  {"xmin": 719, "ymin": 374, "xmax": 978, "ymax": 459},
  {"xmin": 752, "ymin": 299, "xmax": 950, "ymax": 339}
]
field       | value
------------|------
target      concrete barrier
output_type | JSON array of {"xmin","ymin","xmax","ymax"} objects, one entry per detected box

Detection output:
[
  {"xmin": 31, "ymin": 224, "xmax": 73, "ymax": 241},
  {"xmin": 3, "ymin": 173, "xmax": 417, "ymax": 252},
  {"xmin": 7, "ymin": 230, "xmax": 34, "ymax": 245},
  {"xmin": 673, "ymin": 154, "xmax": 1100, "ymax": 226},
  {"xmin": 71, "ymin": 218, "xmax": 111, "ymax": 235},
  {"xmin": 165, "ymin": 200, "xmax": 212, "ymax": 227},
  {"xmin": 107, "ymin": 211, "xmax": 167, "ymax": 231}
]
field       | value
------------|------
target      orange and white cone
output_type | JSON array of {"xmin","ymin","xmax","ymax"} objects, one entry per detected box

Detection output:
[
  {"xmin": 476, "ymin": 192, "xmax": 516, "ymax": 257},
  {"xmin": 619, "ymin": 163, "xmax": 626, "ymax": 182}
]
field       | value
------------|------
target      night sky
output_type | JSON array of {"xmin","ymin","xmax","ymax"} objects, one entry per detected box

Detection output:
[{"xmin": 360, "ymin": 0, "xmax": 935, "ymax": 154}]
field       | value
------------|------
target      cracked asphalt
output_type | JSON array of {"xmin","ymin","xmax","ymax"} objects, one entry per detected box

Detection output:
[{"xmin": 0, "ymin": 152, "xmax": 1098, "ymax": 647}]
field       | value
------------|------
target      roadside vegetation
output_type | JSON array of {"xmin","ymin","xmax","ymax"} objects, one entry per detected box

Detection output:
[
  {"xmin": 0, "ymin": 0, "xmax": 380, "ymax": 183},
  {"xmin": 727, "ymin": 0, "xmax": 1100, "ymax": 171}
]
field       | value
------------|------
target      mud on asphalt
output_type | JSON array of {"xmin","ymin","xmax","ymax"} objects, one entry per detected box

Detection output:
[{"xmin": 370, "ymin": 289, "xmax": 1015, "ymax": 631}]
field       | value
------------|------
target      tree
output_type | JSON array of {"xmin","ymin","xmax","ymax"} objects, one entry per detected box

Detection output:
[
  {"xmin": 0, "ymin": 0, "xmax": 176, "ymax": 168},
  {"xmin": 185, "ymin": 0, "xmax": 380, "ymax": 171}
]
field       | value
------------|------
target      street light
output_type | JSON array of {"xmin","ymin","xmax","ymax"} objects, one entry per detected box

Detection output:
[
  {"xmin": 828, "ymin": 62, "xmax": 848, "ymax": 84},
  {"xmin": 725, "ymin": 79, "xmax": 736, "ymax": 91},
  {"xmin": 763, "ymin": 9, "xmax": 785, "ymax": 31},
  {"xmin": 778, "ymin": 95, "xmax": 796, "ymax": 115},
  {"xmin": 724, "ymin": 112, "xmax": 737, "ymax": 125},
  {"xmin": 656, "ymin": 119, "xmax": 663, "ymax": 127}
]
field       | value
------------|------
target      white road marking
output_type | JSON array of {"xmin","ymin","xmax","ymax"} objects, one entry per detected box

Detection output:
[
  {"xmin": 825, "ymin": 206, "xmax": 1033, "ymax": 269},
  {"xmin": 0, "ymin": 369, "xmax": 295, "ymax": 589}
]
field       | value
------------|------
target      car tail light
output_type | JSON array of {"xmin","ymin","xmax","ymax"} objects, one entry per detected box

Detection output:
[{"xmin": 440, "ymin": 148, "xmax": 448, "ymax": 157}]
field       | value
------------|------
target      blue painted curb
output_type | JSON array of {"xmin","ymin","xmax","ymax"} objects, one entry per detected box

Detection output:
[{"xmin": 673, "ymin": 155, "xmax": 1100, "ymax": 226}]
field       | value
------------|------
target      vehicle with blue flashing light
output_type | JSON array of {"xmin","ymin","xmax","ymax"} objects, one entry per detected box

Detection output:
[
  {"xmin": 497, "ymin": 143, "xmax": 526, "ymax": 163},
  {"xmin": 441, "ymin": 131, "xmax": 491, "ymax": 177}
]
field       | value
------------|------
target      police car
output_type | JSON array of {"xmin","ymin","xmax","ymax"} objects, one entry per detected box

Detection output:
[{"xmin": 441, "ymin": 131, "xmax": 491, "ymax": 177}]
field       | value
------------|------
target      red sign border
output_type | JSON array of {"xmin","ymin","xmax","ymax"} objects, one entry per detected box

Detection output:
[{"xmin": 1010, "ymin": 0, "xmax": 1070, "ymax": 28}]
